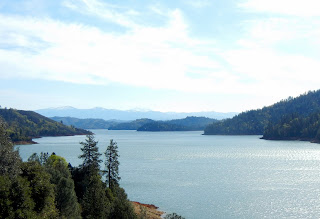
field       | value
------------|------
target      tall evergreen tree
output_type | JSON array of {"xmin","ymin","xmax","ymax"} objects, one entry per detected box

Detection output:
[
  {"xmin": 109, "ymin": 186, "xmax": 137, "ymax": 219},
  {"xmin": 81, "ymin": 174, "xmax": 111, "ymax": 219},
  {"xmin": 79, "ymin": 134, "xmax": 102, "ymax": 175},
  {"xmin": 76, "ymin": 134, "xmax": 114, "ymax": 218},
  {"xmin": 105, "ymin": 139, "xmax": 120, "ymax": 189},
  {"xmin": 45, "ymin": 154, "xmax": 82, "ymax": 219},
  {"xmin": 0, "ymin": 119, "xmax": 22, "ymax": 178}
]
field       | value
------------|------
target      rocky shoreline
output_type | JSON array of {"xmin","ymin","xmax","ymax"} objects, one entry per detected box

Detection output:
[{"xmin": 132, "ymin": 201, "xmax": 164, "ymax": 219}]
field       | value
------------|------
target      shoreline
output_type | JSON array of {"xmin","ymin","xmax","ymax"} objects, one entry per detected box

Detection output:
[
  {"xmin": 13, "ymin": 133, "xmax": 90, "ymax": 145},
  {"xmin": 14, "ymin": 140, "xmax": 38, "ymax": 145},
  {"xmin": 132, "ymin": 201, "xmax": 164, "ymax": 219},
  {"xmin": 261, "ymin": 136, "xmax": 320, "ymax": 144}
]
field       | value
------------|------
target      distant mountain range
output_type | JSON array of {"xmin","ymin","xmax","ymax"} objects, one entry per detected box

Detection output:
[{"xmin": 36, "ymin": 107, "xmax": 237, "ymax": 121}]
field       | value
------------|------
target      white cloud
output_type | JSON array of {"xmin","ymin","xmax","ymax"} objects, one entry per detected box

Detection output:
[
  {"xmin": 63, "ymin": 0, "xmax": 139, "ymax": 28},
  {"xmin": 0, "ymin": 7, "xmax": 232, "ymax": 94},
  {"xmin": 2, "ymin": 0, "xmax": 320, "ymax": 110},
  {"xmin": 239, "ymin": 0, "xmax": 320, "ymax": 17},
  {"xmin": 227, "ymin": 1, "xmax": 320, "ymax": 98}
]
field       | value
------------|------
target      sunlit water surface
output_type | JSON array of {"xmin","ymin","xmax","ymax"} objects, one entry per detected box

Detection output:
[{"xmin": 18, "ymin": 130, "xmax": 320, "ymax": 218}]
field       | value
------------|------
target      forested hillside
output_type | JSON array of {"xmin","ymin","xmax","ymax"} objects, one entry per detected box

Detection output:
[
  {"xmin": 138, "ymin": 116, "xmax": 217, "ymax": 131},
  {"xmin": 263, "ymin": 112, "xmax": 320, "ymax": 142},
  {"xmin": 137, "ymin": 122, "xmax": 189, "ymax": 131},
  {"xmin": 204, "ymin": 90, "xmax": 320, "ymax": 135},
  {"xmin": 0, "ymin": 108, "xmax": 91, "ymax": 143},
  {"xmin": 51, "ymin": 116, "xmax": 120, "ymax": 129},
  {"xmin": 108, "ymin": 116, "xmax": 217, "ymax": 131},
  {"xmin": 108, "ymin": 118, "xmax": 154, "ymax": 130}
]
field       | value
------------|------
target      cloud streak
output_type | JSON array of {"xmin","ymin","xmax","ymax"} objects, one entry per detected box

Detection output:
[
  {"xmin": 0, "ymin": 1, "xmax": 237, "ymax": 94},
  {"xmin": 1, "ymin": 0, "xmax": 320, "ymax": 111}
]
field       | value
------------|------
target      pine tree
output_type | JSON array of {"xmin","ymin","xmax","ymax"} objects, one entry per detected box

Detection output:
[
  {"xmin": 0, "ymin": 119, "xmax": 22, "ymax": 178},
  {"xmin": 81, "ymin": 174, "xmax": 111, "ymax": 219},
  {"xmin": 105, "ymin": 139, "xmax": 120, "ymax": 189},
  {"xmin": 79, "ymin": 134, "xmax": 102, "ymax": 175},
  {"xmin": 46, "ymin": 154, "xmax": 81, "ymax": 219}
]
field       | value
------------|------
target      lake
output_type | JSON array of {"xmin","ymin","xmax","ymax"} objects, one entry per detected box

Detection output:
[{"xmin": 18, "ymin": 130, "xmax": 320, "ymax": 218}]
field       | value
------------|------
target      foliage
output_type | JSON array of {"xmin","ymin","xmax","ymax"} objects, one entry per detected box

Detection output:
[
  {"xmin": 137, "ymin": 122, "xmax": 190, "ymax": 131},
  {"xmin": 78, "ymin": 134, "xmax": 102, "ymax": 174},
  {"xmin": 0, "ymin": 119, "xmax": 22, "ymax": 178},
  {"xmin": 50, "ymin": 116, "xmax": 119, "ymax": 129},
  {"xmin": 20, "ymin": 161, "xmax": 58, "ymax": 218},
  {"xmin": 111, "ymin": 116, "xmax": 217, "ymax": 131},
  {"xmin": 0, "ymin": 126, "xmax": 140, "ymax": 219},
  {"xmin": 0, "ymin": 108, "xmax": 91, "ymax": 143},
  {"xmin": 0, "ymin": 175, "xmax": 37, "ymax": 219},
  {"xmin": 263, "ymin": 112, "xmax": 320, "ymax": 142},
  {"xmin": 81, "ymin": 174, "xmax": 111, "ymax": 219},
  {"xmin": 75, "ymin": 135, "xmax": 137, "ymax": 219},
  {"xmin": 28, "ymin": 152, "xmax": 49, "ymax": 165},
  {"xmin": 109, "ymin": 185, "xmax": 137, "ymax": 219},
  {"xmin": 166, "ymin": 116, "xmax": 217, "ymax": 130},
  {"xmin": 109, "ymin": 118, "xmax": 155, "ymax": 130},
  {"xmin": 205, "ymin": 90, "xmax": 320, "ymax": 135},
  {"xmin": 45, "ymin": 153, "xmax": 81, "ymax": 219},
  {"xmin": 164, "ymin": 213, "xmax": 185, "ymax": 219},
  {"xmin": 105, "ymin": 139, "xmax": 120, "ymax": 188}
]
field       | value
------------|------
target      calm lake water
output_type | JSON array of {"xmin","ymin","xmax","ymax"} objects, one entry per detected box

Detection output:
[{"xmin": 18, "ymin": 130, "xmax": 320, "ymax": 218}]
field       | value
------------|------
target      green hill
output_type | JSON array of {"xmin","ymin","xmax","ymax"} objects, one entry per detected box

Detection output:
[
  {"xmin": 204, "ymin": 90, "xmax": 320, "ymax": 135},
  {"xmin": 108, "ymin": 118, "xmax": 154, "ymax": 130},
  {"xmin": 263, "ymin": 112, "xmax": 320, "ymax": 142},
  {"xmin": 0, "ymin": 108, "xmax": 91, "ymax": 143},
  {"xmin": 137, "ymin": 122, "xmax": 189, "ymax": 131},
  {"xmin": 167, "ymin": 116, "xmax": 217, "ymax": 130},
  {"xmin": 108, "ymin": 116, "xmax": 217, "ymax": 131},
  {"xmin": 50, "ymin": 116, "xmax": 120, "ymax": 129},
  {"xmin": 138, "ymin": 116, "xmax": 217, "ymax": 131}
]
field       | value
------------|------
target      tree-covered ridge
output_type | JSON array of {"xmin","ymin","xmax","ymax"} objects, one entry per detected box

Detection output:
[
  {"xmin": 0, "ymin": 108, "xmax": 91, "ymax": 143},
  {"xmin": 204, "ymin": 90, "xmax": 320, "ymax": 135},
  {"xmin": 137, "ymin": 122, "xmax": 190, "ymax": 131},
  {"xmin": 137, "ymin": 116, "xmax": 217, "ymax": 131},
  {"xmin": 108, "ymin": 118, "xmax": 155, "ymax": 130},
  {"xmin": 50, "ymin": 116, "xmax": 120, "ymax": 129},
  {"xmin": 110, "ymin": 116, "xmax": 217, "ymax": 131},
  {"xmin": 263, "ymin": 113, "xmax": 320, "ymax": 142},
  {"xmin": 166, "ymin": 116, "xmax": 217, "ymax": 130}
]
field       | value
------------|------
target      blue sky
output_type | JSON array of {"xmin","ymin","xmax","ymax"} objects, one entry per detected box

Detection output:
[{"xmin": 1, "ymin": 0, "xmax": 320, "ymax": 112}]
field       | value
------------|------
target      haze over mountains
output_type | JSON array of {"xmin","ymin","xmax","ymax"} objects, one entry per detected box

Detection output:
[{"xmin": 36, "ymin": 107, "xmax": 237, "ymax": 121}]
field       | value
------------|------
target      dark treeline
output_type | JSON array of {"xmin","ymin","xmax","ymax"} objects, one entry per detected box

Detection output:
[
  {"xmin": 137, "ymin": 122, "xmax": 190, "ymax": 131},
  {"xmin": 263, "ymin": 112, "xmax": 320, "ymax": 142},
  {"xmin": 108, "ymin": 118, "xmax": 154, "ymax": 130},
  {"xmin": 51, "ymin": 116, "xmax": 120, "ymax": 129},
  {"xmin": 204, "ymin": 90, "xmax": 320, "ymax": 136},
  {"xmin": 0, "ymin": 108, "xmax": 91, "ymax": 143},
  {"xmin": 110, "ymin": 117, "xmax": 217, "ymax": 131},
  {"xmin": 0, "ymin": 119, "xmax": 136, "ymax": 218}
]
